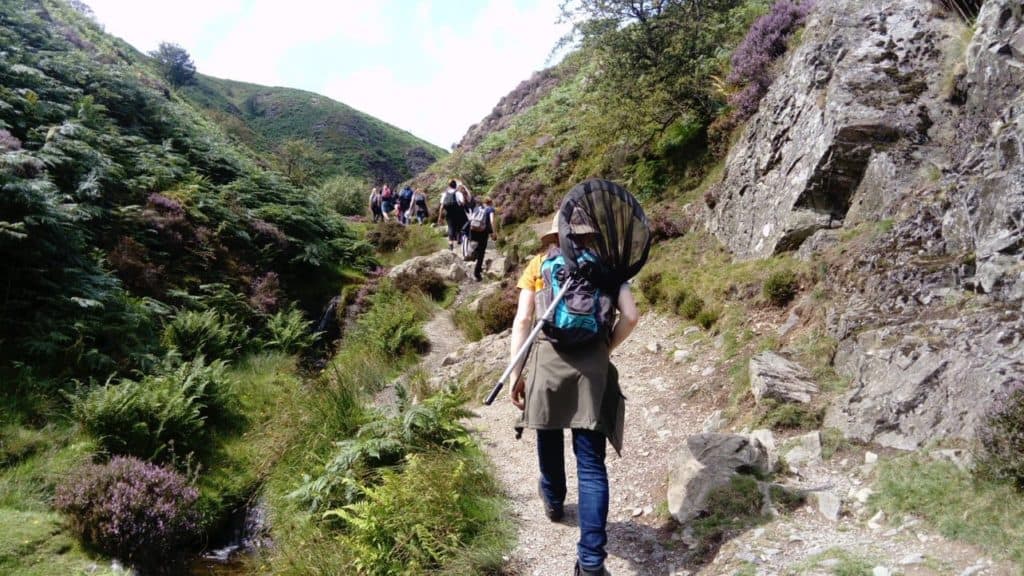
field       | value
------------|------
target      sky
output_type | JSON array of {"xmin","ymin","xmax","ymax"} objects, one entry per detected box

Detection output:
[{"xmin": 83, "ymin": 1, "xmax": 572, "ymax": 150}]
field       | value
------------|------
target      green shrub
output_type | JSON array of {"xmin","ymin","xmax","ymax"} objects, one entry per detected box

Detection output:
[
  {"xmin": 326, "ymin": 451, "xmax": 503, "ymax": 574},
  {"xmin": 478, "ymin": 284, "xmax": 518, "ymax": 335},
  {"xmin": 977, "ymin": 383, "xmax": 1024, "ymax": 490},
  {"xmin": 762, "ymin": 269, "xmax": 798, "ymax": 306},
  {"xmin": 314, "ymin": 174, "xmax": 369, "ymax": 216},
  {"xmin": 350, "ymin": 281, "xmax": 428, "ymax": 358},
  {"xmin": 637, "ymin": 272, "xmax": 664, "ymax": 306},
  {"xmin": 696, "ymin": 308, "xmax": 720, "ymax": 329},
  {"xmin": 72, "ymin": 357, "xmax": 238, "ymax": 461},
  {"xmin": 366, "ymin": 221, "xmax": 409, "ymax": 253},
  {"xmin": 690, "ymin": 474, "xmax": 770, "ymax": 558},
  {"xmin": 263, "ymin": 305, "xmax": 319, "ymax": 354},
  {"xmin": 0, "ymin": 425, "xmax": 49, "ymax": 467},
  {"xmin": 677, "ymin": 294, "xmax": 705, "ymax": 319},
  {"xmin": 753, "ymin": 399, "xmax": 824, "ymax": 431},
  {"xmin": 453, "ymin": 307, "xmax": 485, "ymax": 342},
  {"xmin": 291, "ymin": 390, "xmax": 472, "ymax": 513},
  {"xmin": 393, "ymin": 269, "xmax": 449, "ymax": 302},
  {"xmin": 162, "ymin": 309, "xmax": 245, "ymax": 360}
]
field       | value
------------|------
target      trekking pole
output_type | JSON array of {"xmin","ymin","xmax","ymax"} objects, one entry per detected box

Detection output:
[{"xmin": 483, "ymin": 279, "xmax": 572, "ymax": 406}]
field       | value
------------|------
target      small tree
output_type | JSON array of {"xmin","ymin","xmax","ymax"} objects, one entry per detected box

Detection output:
[
  {"xmin": 276, "ymin": 139, "xmax": 328, "ymax": 187},
  {"xmin": 150, "ymin": 42, "xmax": 196, "ymax": 86}
]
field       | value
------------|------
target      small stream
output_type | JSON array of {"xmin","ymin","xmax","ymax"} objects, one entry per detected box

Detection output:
[{"xmin": 189, "ymin": 503, "xmax": 271, "ymax": 575}]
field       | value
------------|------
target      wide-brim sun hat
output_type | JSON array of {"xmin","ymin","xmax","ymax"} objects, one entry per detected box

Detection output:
[{"xmin": 535, "ymin": 212, "xmax": 596, "ymax": 244}]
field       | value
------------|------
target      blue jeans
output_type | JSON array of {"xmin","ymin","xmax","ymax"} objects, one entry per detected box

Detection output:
[{"xmin": 537, "ymin": 428, "xmax": 608, "ymax": 570}]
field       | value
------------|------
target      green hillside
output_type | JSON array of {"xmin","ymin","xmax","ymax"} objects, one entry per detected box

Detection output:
[
  {"xmin": 415, "ymin": 0, "xmax": 771, "ymax": 228},
  {"xmin": 183, "ymin": 74, "xmax": 447, "ymax": 185}
]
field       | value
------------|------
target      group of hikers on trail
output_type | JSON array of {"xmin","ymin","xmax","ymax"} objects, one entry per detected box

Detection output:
[
  {"xmin": 368, "ymin": 178, "xmax": 497, "ymax": 282},
  {"xmin": 435, "ymin": 179, "xmax": 496, "ymax": 282},
  {"xmin": 368, "ymin": 183, "xmax": 430, "ymax": 225}
]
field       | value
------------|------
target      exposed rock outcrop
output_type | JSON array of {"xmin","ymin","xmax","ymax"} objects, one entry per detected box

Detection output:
[
  {"xmin": 709, "ymin": 0, "xmax": 956, "ymax": 259},
  {"xmin": 822, "ymin": 0, "xmax": 1024, "ymax": 450},
  {"xmin": 711, "ymin": 0, "xmax": 1024, "ymax": 450}
]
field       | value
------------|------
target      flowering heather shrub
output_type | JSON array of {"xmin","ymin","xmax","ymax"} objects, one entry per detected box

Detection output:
[
  {"xmin": 54, "ymin": 456, "xmax": 200, "ymax": 564},
  {"xmin": 649, "ymin": 212, "xmax": 688, "ymax": 243},
  {"xmin": 492, "ymin": 175, "xmax": 550, "ymax": 226},
  {"xmin": 0, "ymin": 128, "xmax": 21, "ymax": 151},
  {"xmin": 977, "ymin": 381, "xmax": 1024, "ymax": 490},
  {"xmin": 109, "ymin": 236, "xmax": 163, "ymax": 294},
  {"xmin": 142, "ymin": 193, "xmax": 192, "ymax": 247},
  {"xmin": 146, "ymin": 192, "xmax": 184, "ymax": 214},
  {"xmin": 728, "ymin": 0, "xmax": 815, "ymax": 119},
  {"xmin": 250, "ymin": 218, "xmax": 289, "ymax": 247},
  {"xmin": 249, "ymin": 271, "xmax": 282, "ymax": 314},
  {"xmin": 366, "ymin": 221, "xmax": 409, "ymax": 253},
  {"xmin": 479, "ymin": 282, "xmax": 519, "ymax": 335},
  {"xmin": 393, "ymin": 269, "xmax": 448, "ymax": 302}
]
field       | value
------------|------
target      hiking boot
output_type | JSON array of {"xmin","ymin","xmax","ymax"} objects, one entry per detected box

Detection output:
[
  {"xmin": 537, "ymin": 480, "xmax": 563, "ymax": 522},
  {"xmin": 574, "ymin": 561, "xmax": 609, "ymax": 576}
]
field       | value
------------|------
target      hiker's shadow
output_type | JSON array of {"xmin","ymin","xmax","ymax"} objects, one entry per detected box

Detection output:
[{"xmin": 605, "ymin": 519, "xmax": 696, "ymax": 576}]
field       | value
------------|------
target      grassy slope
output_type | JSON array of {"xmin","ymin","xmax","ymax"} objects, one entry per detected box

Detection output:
[{"xmin": 183, "ymin": 74, "xmax": 448, "ymax": 183}]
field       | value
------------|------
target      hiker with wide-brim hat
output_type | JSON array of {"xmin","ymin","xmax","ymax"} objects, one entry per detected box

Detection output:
[{"xmin": 508, "ymin": 209, "xmax": 639, "ymax": 576}]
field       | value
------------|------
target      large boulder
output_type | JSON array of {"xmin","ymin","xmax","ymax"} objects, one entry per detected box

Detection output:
[
  {"xmin": 388, "ymin": 249, "xmax": 461, "ymax": 281},
  {"xmin": 666, "ymin": 433, "xmax": 770, "ymax": 524},
  {"xmin": 708, "ymin": 0, "xmax": 957, "ymax": 259},
  {"xmin": 749, "ymin": 352, "xmax": 818, "ymax": 404}
]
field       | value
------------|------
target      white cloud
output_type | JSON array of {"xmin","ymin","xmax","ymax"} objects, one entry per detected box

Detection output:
[
  {"xmin": 86, "ymin": 0, "xmax": 243, "ymax": 52},
  {"xmin": 85, "ymin": 0, "xmax": 571, "ymax": 150},
  {"xmin": 322, "ymin": 0, "xmax": 570, "ymax": 149}
]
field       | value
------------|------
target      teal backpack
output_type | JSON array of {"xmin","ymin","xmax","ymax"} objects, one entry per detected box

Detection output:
[{"xmin": 536, "ymin": 245, "xmax": 615, "ymax": 349}]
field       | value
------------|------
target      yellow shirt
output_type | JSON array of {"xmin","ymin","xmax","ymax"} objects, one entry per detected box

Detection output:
[{"xmin": 517, "ymin": 253, "xmax": 546, "ymax": 292}]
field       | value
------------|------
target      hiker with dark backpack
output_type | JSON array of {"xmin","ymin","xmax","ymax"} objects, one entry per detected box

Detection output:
[
  {"xmin": 368, "ymin": 186, "xmax": 382, "ymax": 223},
  {"xmin": 411, "ymin": 188, "xmax": 429, "ymax": 224},
  {"xmin": 437, "ymin": 179, "xmax": 465, "ymax": 251},
  {"xmin": 502, "ymin": 180, "xmax": 649, "ymax": 576},
  {"xmin": 466, "ymin": 197, "xmax": 496, "ymax": 281},
  {"xmin": 397, "ymin": 185, "xmax": 414, "ymax": 225}
]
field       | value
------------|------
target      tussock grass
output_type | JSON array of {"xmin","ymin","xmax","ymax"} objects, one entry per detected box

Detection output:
[
  {"xmin": 0, "ymin": 508, "xmax": 116, "ymax": 576},
  {"xmin": 789, "ymin": 547, "xmax": 877, "ymax": 575},
  {"xmin": 873, "ymin": 455, "xmax": 1024, "ymax": 565},
  {"xmin": 0, "ymin": 418, "xmax": 101, "ymax": 574},
  {"xmin": 386, "ymin": 223, "xmax": 448, "ymax": 265},
  {"xmin": 453, "ymin": 307, "xmax": 486, "ymax": 342}
]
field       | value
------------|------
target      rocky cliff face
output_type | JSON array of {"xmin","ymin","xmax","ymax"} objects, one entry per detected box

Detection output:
[
  {"xmin": 710, "ymin": 0, "xmax": 1024, "ymax": 450},
  {"xmin": 455, "ymin": 68, "xmax": 564, "ymax": 153}
]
